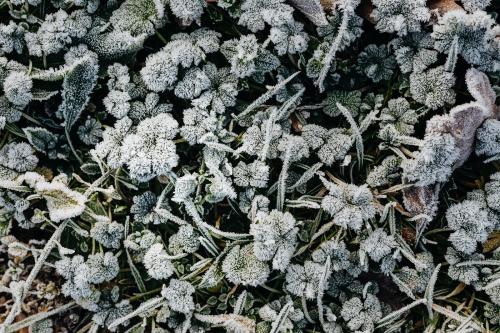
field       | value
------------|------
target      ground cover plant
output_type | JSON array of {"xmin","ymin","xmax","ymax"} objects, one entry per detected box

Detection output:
[{"xmin": 0, "ymin": 0, "xmax": 499, "ymax": 332}]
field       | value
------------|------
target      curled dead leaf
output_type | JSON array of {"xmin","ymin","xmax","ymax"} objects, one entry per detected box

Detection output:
[{"xmin": 428, "ymin": 0, "xmax": 463, "ymax": 17}]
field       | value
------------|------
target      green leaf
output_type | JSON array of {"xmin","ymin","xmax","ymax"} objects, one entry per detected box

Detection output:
[
  {"xmin": 23, "ymin": 127, "xmax": 57, "ymax": 154},
  {"xmin": 31, "ymin": 89, "xmax": 59, "ymax": 101},
  {"xmin": 80, "ymin": 162, "xmax": 101, "ymax": 175}
]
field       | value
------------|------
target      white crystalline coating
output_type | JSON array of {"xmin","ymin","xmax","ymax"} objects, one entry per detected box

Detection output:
[
  {"xmin": 3, "ymin": 0, "xmax": 500, "ymax": 330},
  {"xmin": 161, "ymin": 279, "xmax": 195, "ymax": 314},
  {"xmin": 33, "ymin": 179, "xmax": 87, "ymax": 223},
  {"xmin": 222, "ymin": 244, "xmax": 270, "ymax": 286},
  {"xmin": 432, "ymin": 10, "xmax": 499, "ymax": 71},
  {"xmin": 3, "ymin": 71, "xmax": 32, "ymax": 106},
  {"xmin": 250, "ymin": 210, "xmax": 298, "ymax": 271},
  {"xmin": 409, "ymin": 66, "xmax": 456, "ymax": 109},
  {"xmin": 321, "ymin": 180, "xmax": 375, "ymax": 231},
  {"xmin": 372, "ymin": 0, "xmax": 430, "ymax": 36},
  {"xmin": 143, "ymin": 243, "xmax": 174, "ymax": 280}
]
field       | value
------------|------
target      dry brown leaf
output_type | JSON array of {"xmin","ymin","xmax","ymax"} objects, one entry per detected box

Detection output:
[
  {"xmin": 483, "ymin": 231, "xmax": 500, "ymax": 253},
  {"xmin": 427, "ymin": 0, "xmax": 463, "ymax": 15}
]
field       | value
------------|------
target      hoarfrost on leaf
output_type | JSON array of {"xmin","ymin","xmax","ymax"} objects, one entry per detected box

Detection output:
[{"xmin": 222, "ymin": 244, "xmax": 270, "ymax": 286}]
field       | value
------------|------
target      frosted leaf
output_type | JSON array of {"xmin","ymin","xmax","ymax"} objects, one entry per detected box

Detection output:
[
  {"xmin": 0, "ymin": 21, "xmax": 25, "ymax": 55},
  {"xmin": 277, "ymin": 135, "xmax": 309, "ymax": 162},
  {"xmin": 360, "ymin": 229, "xmax": 397, "ymax": 262},
  {"xmin": 70, "ymin": 0, "xmax": 100, "ymax": 13},
  {"xmin": 174, "ymin": 67, "xmax": 211, "ymax": 100},
  {"xmin": 340, "ymin": 294, "xmax": 382, "ymax": 332},
  {"xmin": 140, "ymin": 51, "xmax": 178, "ymax": 92},
  {"xmin": 59, "ymin": 55, "xmax": 99, "ymax": 131},
  {"xmin": 432, "ymin": 10, "xmax": 499, "ymax": 71},
  {"xmin": 29, "ymin": 319, "xmax": 53, "ymax": 333},
  {"xmin": 402, "ymin": 132, "xmax": 459, "ymax": 186},
  {"xmin": 246, "ymin": 194, "xmax": 271, "ymax": 220},
  {"xmin": 476, "ymin": 119, "xmax": 500, "ymax": 159},
  {"xmin": 92, "ymin": 117, "xmax": 133, "ymax": 169},
  {"xmin": 484, "ymin": 303, "xmax": 500, "ymax": 325},
  {"xmin": 205, "ymin": 175, "xmax": 237, "ymax": 203},
  {"xmin": 317, "ymin": 13, "xmax": 363, "ymax": 52},
  {"xmin": 321, "ymin": 181, "xmax": 375, "ymax": 231},
  {"xmin": 55, "ymin": 255, "xmax": 101, "ymax": 311},
  {"xmin": 372, "ymin": 0, "xmax": 430, "ymax": 36},
  {"xmin": 161, "ymin": 279, "xmax": 195, "ymax": 314},
  {"xmin": 222, "ymin": 244, "xmax": 270, "ymax": 286},
  {"xmin": 409, "ymin": 66, "xmax": 456, "ymax": 109},
  {"xmin": 306, "ymin": 42, "xmax": 332, "ymax": 79},
  {"xmin": 143, "ymin": 243, "xmax": 174, "ymax": 280},
  {"xmin": 445, "ymin": 247, "xmax": 483, "ymax": 285},
  {"xmin": 180, "ymin": 107, "xmax": 218, "ymax": 145},
  {"xmin": 379, "ymin": 98, "xmax": 418, "ymax": 135},
  {"xmin": 104, "ymin": 90, "xmax": 131, "ymax": 119},
  {"xmin": 32, "ymin": 176, "xmax": 87, "ymax": 222},
  {"xmin": 395, "ymin": 253, "xmax": 435, "ymax": 294},
  {"xmin": 357, "ymin": 44, "xmax": 396, "ymax": 83},
  {"xmin": 366, "ymin": 155, "xmax": 401, "ymax": 188},
  {"xmin": 86, "ymin": 252, "xmax": 120, "ymax": 284},
  {"xmin": 446, "ymin": 199, "xmax": 497, "ymax": 254},
  {"xmin": 288, "ymin": 0, "xmax": 328, "ymax": 26},
  {"xmin": 110, "ymin": 0, "xmax": 167, "ymax": 35},
  {"xmin": 191, "ymin": 64, "xmax": 238, "ymax": 114},
  {"xmin": 128, "ymin": 93, "xmax": 172, "ymax": 122},
  {"xmin": 3, "ymin": 71, "xmax": 32, "ymax": 107},
  {"xmin": 120, "ymin": 113, "xmax": 179, "ymax": 182},
  {"xmin": 285, "ymin": 260, "xmax": 323, "ymax": 299},
  {"xmin": 317, "ymin": 129, "xmax": 352, "ymax": 166},
  {"xmin": 465, "ymin": 67, "xmax": 496, "ymax": 111},
  {"xmin": 301, "ymin": 124, "xmax": 329, "ymax": 150},
  {"xmin": 141, "ymin": 29, "xmax": 220, "ymax": 91},
  {"xmin": 168, "ymin": 29, "xmax": 221, "ymax": 68},
  {"xmin": 124, "ymin": 230, "xmax": 161, "ymax": 262},
  {"xmin": 324, "ymin": 90, "xmax": 361, "ymax": 118},
  {"xmin": 90, "ymin": 221, "xmax": 125, "ymax": 249},
  {"xmin": 0, "ymin": 96, "xmax": 23, "ymax": 124},
  {"xmin": 461, "ymin": 0, "xmax": 491, "ymax": 11},
  {"xmin": 130, "ymin": 191, "xmax": 165, "ymax": 225},
  {"xmin": 169, "ymin": 0, "xmax": 205, "ymax": 23},
  {"xmin": 238, "ymin": 0, "xmax": 294, "ymax": 32},
  {"xmin": 221, "ymin": 34, "xmax": 280, "ymax": 79},
  {"xmin": 241, "ymin": 121, "xmax": 284, "ymax": 159},
  {"xmin": 311, "ymin": 239, "xmax": 350, "ymax": 271},
  {"xmin": 485, "ymin": 286, "xmax": 500, "ymax": 307},
  {"xmin": 0, "ymin": 142, "xmax": 38, "ymax": 172},
  {"xmin": 25, "ymin": 10, "xmax": 91, "ymax": 57},
  {"xmin": 258, "ymin": 296, "xmax": 304, "ymax": 332},
  {"xmin": 172, "ymin": 173, "xmax": 198, "ymax": 203},
  {"xmin": 92, "ymin": 298, "xmax": 131, "ymax": 332},
  {"xmin": 233, "ymin": 160, "xmax": 269, "ymax": 188},
  {"xmin": 77, "ymin": 118, "xmax": 103, "ymax": 145},
  {"xmin": 389, "ymin": 32, "xmax": 438, "ymax": 74},
  {"xmin": 485, "ymin": 172, "xmax": 500, "ymax": 212},
  {"xmin": 250, "ymin": 210, "xmax": 298, "ymax": 271},
  {"xmin": 168, "ymin": 225, "xmax": 200, "ymax": 255},
  {"xmin": 85, "ymin": 26, "xmax": 146, "ymax": 60},
  {"xmin": 106, "ymin": 63, "xmax": 130, "ymax": 91},
  {"xmin": 270, "ymin": 21, "xmax": 309, "ymax": 55}
]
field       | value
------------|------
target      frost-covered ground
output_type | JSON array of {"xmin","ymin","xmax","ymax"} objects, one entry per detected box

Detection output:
[{"xmin": 0, "ymin": 0, "xmax": 499, "ymax": 332}]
